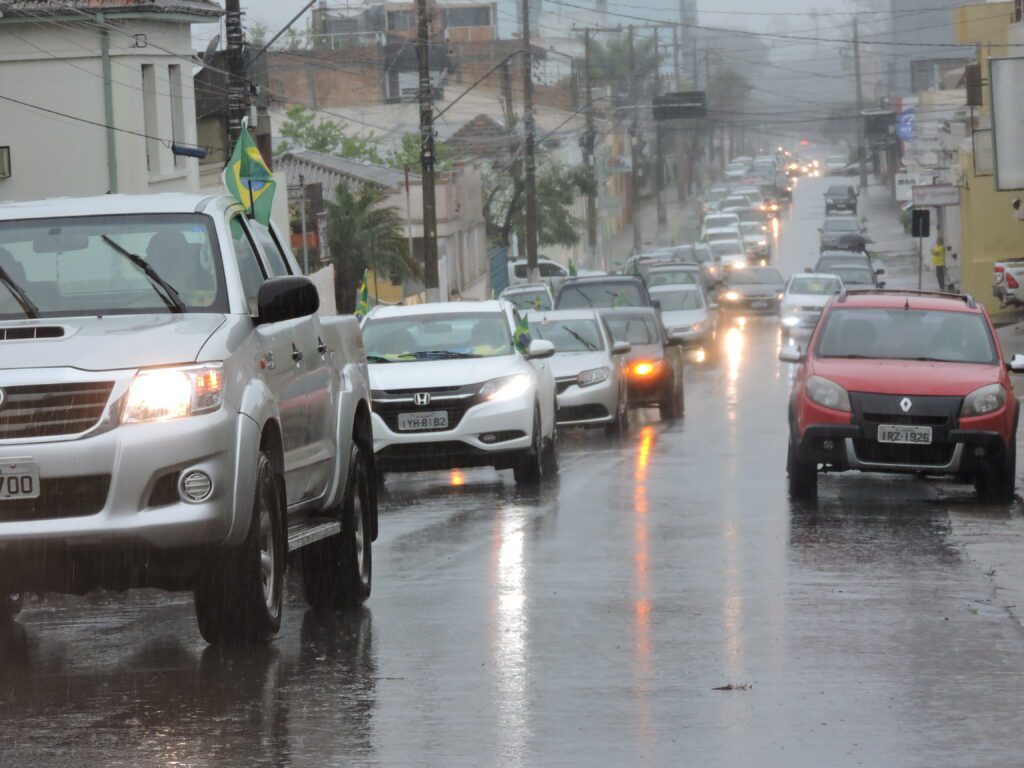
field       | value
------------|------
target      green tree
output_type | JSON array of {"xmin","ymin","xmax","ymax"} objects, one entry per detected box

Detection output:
[
  {"xmin": 389, "ymin": 132, "xmax": 454, "ymax": 172},
  {"xmin": 276, "ymin": 106, "xmax": 387, "ymax": 164},
  {"xmin": 586, "ymin": 33, "xmax": 658, "ymax": 91},
  {"xmin": 325, "ymin": 182, "xmax": 422, "ymax": 313}
]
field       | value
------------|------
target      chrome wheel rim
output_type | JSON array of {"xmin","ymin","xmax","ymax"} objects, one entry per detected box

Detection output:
[
  {"xmin": 354, "ymin": 485, "xmax": 367, "ymax": 582},
  {"xmin": 258, "ymin": 488, "xmax": 277, "ymax": 614}
]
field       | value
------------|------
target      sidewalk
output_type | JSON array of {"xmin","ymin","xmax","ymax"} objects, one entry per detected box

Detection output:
[
  {"xmin": 861, "ymin": 178, "xmax": 922, "ymax": 291},
  {"xmin": 602, "ymin": 186, "xmax": 703, "ymax": 271}
]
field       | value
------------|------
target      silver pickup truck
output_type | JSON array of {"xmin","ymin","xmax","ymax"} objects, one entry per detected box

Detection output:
[{"xmin": 0, "ymin": 194, "xmax": 377, "ymax": 644}]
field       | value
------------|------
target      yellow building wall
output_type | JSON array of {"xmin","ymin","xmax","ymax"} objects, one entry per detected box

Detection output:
[
  {"xmin": 368, "ymin": 269, "xmax": 404, "ymax": 305},
  {"xmin": 958, "ymin": 152, "xmax": 1024, "ymax": 316}
]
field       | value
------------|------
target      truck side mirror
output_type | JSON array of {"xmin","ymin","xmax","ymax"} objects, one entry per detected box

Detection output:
[{"xmin": 257, "ymin": 276, "xmax": 320, "ymax": 324}]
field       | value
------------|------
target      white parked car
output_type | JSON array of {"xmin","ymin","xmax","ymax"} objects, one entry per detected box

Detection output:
[
  {"xmin": 530, "ymin": 310, "xmax": 631, "ymax": 434},
  {"xmin": 507, "ymin": 257, "xmax": 569, "ymax": 290},
  {"xmin": 780, "ymin": 272, "xmax": 843, "ymax": 332},
  {"xmin": 649, "ymin": 284, "xmax": 717, "ymax": 346},
  {"xmin": 703, "ymin": 226, "xmax": 745, "ymax": 245},
  {"xmin": 700, "ymin": 212, "xmax": 741, "ymax": 239},
  {"xmin": 362, "ymin": 302, "xmax": 558, "ymax": 485},
  {"xmin": 706, "ymin": 238, "xmax": 748, "ymax": 270},
  {"xmin": 500, "ymin": 283, "xmax": 554, "ymax": 312},
  {"xmin": 738, "ymin": 221, "xmax": 770, "ymax": 261}
]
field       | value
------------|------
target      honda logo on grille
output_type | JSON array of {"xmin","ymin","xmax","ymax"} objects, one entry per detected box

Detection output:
[
  {"xmin": 900, "ymin": 397, "xmax": 913, "ymax": 413},
  {"xmin": 413, "ymin": 392, "xmax": 431, "ymax": 406}
]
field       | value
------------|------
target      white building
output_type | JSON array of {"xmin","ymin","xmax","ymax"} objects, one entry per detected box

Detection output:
[{"xmin": 0, "ymin": 0, "xmax": 220, "ymax": 202}]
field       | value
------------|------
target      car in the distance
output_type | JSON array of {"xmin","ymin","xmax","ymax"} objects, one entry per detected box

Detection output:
[
  {"xmin": 500, "ymin": 283, "xmax": 554, "ymax": 312},
  {"xmin": 649, "ymin": 283, "xmax": 717, "ymax": 347},
  {"xmin": 601, "ymin": 307, "xmax": 686, "ymax": 420},
  {"xmin": 815, "ymin": 250, "xmax": 875, "ymax": 274},
  {"xmin": 820, "ymin": 216, "xmax": 864, "ymax": 251},
  {"xmin": 703, "ymin": 226, "xmax": 745, "ymax": 246},
  {"xmin": 719, "ymin": 266, "xmax": 786, "ymax": 314},
  {"xmin": 647, "ymin": 263, "xmax": 702, "ymax": 287},
  {"xmin": 781, "ymin": 290, "xmax": 1024, "ymax": 501},
  {"xmin": 362, "ymin": 302, "xmax": 558, "ymax": 486},
  {"xmin": 825, "ymin": 264, "xmax": 885, "ymax": 289},
  {"xmin": 701, "ymin": 212, "xmax": 742, "ymax": 238},
  {"xmin": 739, "ymin": 221, "xmax": 770, "ymax": 262},
  {"xmin": 780, "ymin": 273, "xmax": 843, "ymax": 332},
  {"xmin": 825, "ymin": 184, "xmax": 857, "ymax": 215},
  {"xmin": 825, "ymin": 154, "xmax": 849, "ymax": 175},
  {"xmin": 993, "ymin": 260, "xmax": 1024, "ymax": 307},
  {"xmin": 530, "ymin": 310, "xmax": 631, "ymax": 434},
  {"xmin": 555, "ymin": 275, "xmax": 654, "ymax": 310},
  {"xmin": 707, "ymin": 238, "xmax": 749, "ymax": 271}
]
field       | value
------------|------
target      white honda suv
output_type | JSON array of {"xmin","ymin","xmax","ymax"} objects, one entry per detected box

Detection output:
[{"xmin": 362, "ymin": 301, "xmax": 558, "ymax": 486}]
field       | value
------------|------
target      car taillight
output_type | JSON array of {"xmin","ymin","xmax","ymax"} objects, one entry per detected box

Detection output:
[{"xmin": 1008, "ymin": 273, "xmax": 1020, "ymax": 289}]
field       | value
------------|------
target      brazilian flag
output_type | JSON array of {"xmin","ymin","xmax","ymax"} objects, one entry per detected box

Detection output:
[
  {"xmin": 568, "ymin": 259, "xmax": 578, "ymax": 277},
  {"xmin": 223, "ymin": 117, "xmax": 276, "ymax": 226},
  {"xmin": 513, "ymin": 314, "xmax": 531, "ymax": 353},
  {"xmin": 354, "ymin": 269, "xmax": 370, "ymax": 318}
]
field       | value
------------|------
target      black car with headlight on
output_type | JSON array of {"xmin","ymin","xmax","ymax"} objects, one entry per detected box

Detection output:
[{"xmin": 718, "ymin": 267, "xmax": 786, "ymax": 314}]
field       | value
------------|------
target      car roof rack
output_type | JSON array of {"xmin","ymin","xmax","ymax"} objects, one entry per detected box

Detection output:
[{"xmin": 836, "ymin": 288, "xmax": 977, "ymax": 308}]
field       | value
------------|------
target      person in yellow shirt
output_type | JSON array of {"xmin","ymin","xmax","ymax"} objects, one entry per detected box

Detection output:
[{"xmin": 931, "ymin": 236, "xmax": 947, "ymax": 291}]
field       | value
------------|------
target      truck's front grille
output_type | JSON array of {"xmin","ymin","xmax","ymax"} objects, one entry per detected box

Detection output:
[
  {"xmin": 0, "ymin": 474, "xmax": 111, "ymax": 521},
  {"xmin": 0, "ymin": 382, "xmax": 114, "ymax": 439}
]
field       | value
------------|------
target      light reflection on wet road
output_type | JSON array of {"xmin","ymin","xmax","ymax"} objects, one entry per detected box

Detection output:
[{"xmin": 3, "ymin": 180, "xmax": 1024, "ymax": 766}]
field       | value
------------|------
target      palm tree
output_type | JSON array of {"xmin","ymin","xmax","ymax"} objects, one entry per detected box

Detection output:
[{"xmin": 324, "ymin": 182, "xmax": 421, "ymax": 313}]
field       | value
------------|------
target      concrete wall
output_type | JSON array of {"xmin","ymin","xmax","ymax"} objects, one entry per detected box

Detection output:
[{"xmin": 0, "ymin": 18, "xmax": 207, "ymax": 202}]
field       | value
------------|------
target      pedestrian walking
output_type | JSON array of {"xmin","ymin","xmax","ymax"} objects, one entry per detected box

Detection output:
[{"xmin": 932, "ymin": 236, "xmax": 947, "ymax": 291}]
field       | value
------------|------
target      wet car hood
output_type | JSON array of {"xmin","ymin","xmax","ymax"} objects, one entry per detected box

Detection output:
[
  {"xmin": 811, "ymin": 357, "xmax": 1002, "ymax": 396},
  {"xmin": 661, "ymin": 309, "xmax": 708, "ymax": 327},
  {"xmin": 549, "ymin": 350, "xmax": 611, "ymax": 379},
  {"xmin": 0, "ymin": 314, "xmax": 227, "ymax": 371},
  {"xmin": 368, "ymin": 355, "xmax": 522, "ymax": 391}
]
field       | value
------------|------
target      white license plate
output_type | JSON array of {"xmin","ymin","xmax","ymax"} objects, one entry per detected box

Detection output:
[
  {"xmin": 0, "ymin": 462, "xmax": 40, "ymax": 500},
  {"xmin": 398, "ymin": 411, "xmax": 449, "ymax": 431},
  {"xmin": 877, "ymin": 425, "xmax": 933, "ymax": 445},
  {"xmin": 751, "ymin": 300, "xmax": 769, "ymax": 309}
]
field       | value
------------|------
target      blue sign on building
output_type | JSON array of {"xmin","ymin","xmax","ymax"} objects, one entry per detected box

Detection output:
[{"xmin": 896, "ymin": 110, "xmax": 915, "ymax": 142}]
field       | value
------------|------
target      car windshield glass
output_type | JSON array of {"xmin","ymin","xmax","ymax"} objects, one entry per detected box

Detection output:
[
  {"xmin": 0, "ymin": 214, "xmax": 226, "ymax": 319},
  {"xmin": 736, "ymin": 209, "xmax": 764, "ymax": 223},
  {"xmin": 653, "ymin": 290, "xmax": 704, "ymax": 310},
  {"xmin": 831, "ymin": 267, "xmax": 873, "ymax": 284},
  {"xmin": 790, "ymin": 276, "xmax": 841, "ymax": 295},
  {"xmin": 503, "ymin": 291, "xmax": 552, "ymax": 310},
  {"xmin": 709, "ymin": 241, "xmax": 744, "ymax": 257},
  {"xmin": 649, "ymin": 270, "xmax": 699, "ymax": 286},
  {"xmin": 825, "ymin": 218, "xmax": 859, "ymax": 232},
  {"xmin": 557, "ymin": 282, "xmax": 644, "ymax": 309},
  {"xmin": 531, "ymin": 318, "xmax": 604, "ymax": 352},
  {"xmin": 604, "ymin": 315, "xmax": 659, "ymax": 345},
  {"xmin": 730, "ymin": 268, "xmax": 783, "ymax": 286},
  {"xmin": 363, "ymin": 312, "xmax": 513, "ymax": 361},
  {"xmin": 817, "ymin": 307, "xmax": 997, "ymax": 364}
]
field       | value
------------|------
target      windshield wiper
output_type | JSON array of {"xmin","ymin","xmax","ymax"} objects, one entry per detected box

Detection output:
[
  {"xmin": 102, "ymin": 236, "xmax": 186, "ymax": 313},
  {"xmin": 562, "ymin": 324, "xmax": 597, "ymax": 350},
  {"xmin": 0, "ymin": 263, "xmax": 39, "ymax": 318},
  {"xmin": 409, "ymin": 350, "xmax": 482, "ymax": 359},
  {"xmin": 365, "ymin": 355, "xmax": 395, "ymax": 363}
]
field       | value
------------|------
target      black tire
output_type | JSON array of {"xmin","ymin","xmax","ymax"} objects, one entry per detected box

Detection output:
[
  {"xmin": 606, "ymin": 390, "xmax": 630, "ymax": 437},
  {"xmin": 513, "ymin": 406, "xmax": 544, "ymax": 486},
  {"xmin": 542, "ymin": 400, "xmax": 559, "ymax": 476},
  {"xmin": 302, "ymin": 441, "xmax": 374, "ymax": 612},
  {"xmin": 787, "ymin": 434, "xmax": 817, "ymax": 500},
  {"xmin": 675, "ymin": 372, "xmax": 685, "ymax": 416},
  {"xmin": 976, "ymin": 441, "xmax": 1016, "ymax": 503},
  {"xmin": 659, "ymin": 376, "xmax": 680, "ymax": 421},
  {"xmin": 194, "ymin": 451, "xmax": 285, "ymax": 645}
]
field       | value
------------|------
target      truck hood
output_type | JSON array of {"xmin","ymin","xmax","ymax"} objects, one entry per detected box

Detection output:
[
  {"xmin": 549, "ymin": 350, "xmax": 610, "ymax": 379},
  {"xmin": 368, "ymin": 356, "xmax": 522, "ymax": 392},
  {"xmin": 810, "ymin": 357, "xmax": 1002, "ymax": 396},
  {"xmin": 0, "ymin": 314, "xmax": 227, "ymax": 371}
]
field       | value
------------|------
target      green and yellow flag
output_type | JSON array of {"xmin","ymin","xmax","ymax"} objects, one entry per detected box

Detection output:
[
  {"xmin": 223, "ymin": 117, "xmax": 276, "ymax": 226},
  {"xmin": 513, "ymin": 314, "xmax": 531, "ymax": 353},
  {"xmin": 355, "ymin": 269, "xmax": 370, "ymax": 318},
  {"xmin": 568, "ymin": 258, "xmax": 578, "ymax": 277}
]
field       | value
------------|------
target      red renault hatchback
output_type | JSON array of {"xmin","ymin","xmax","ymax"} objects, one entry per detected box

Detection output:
[{"xmin": 780, "ymin": 290, "xmax": 1024, "ymax": 501}]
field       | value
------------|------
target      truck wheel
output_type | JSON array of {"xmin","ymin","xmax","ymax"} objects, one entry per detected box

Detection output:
[
  {"xmin": 302, "ymin": 441, "xmax": 373, "ymax": 611},
  {"xmin": 513, "ymin": 406, "xmax": 544, "ymax": 486},
  {"xmin": 194, "ymin": 452, "xmax": 284, "ymax": 645},
  {"xmin": 787, "ymin": 435, "xmax": 817, "ymax": 500}
]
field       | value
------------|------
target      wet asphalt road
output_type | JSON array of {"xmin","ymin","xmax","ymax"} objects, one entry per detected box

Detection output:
[{"xmin": 4, "ymin": 177, "xmax": 1024, "ymax": 767}]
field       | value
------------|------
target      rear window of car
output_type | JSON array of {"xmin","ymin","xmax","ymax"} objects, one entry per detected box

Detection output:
[
  {"xmin": 816, "ymin": 307, "xmax": 997, "ymax": 364},
  {"xmin": 557, "ymin": 282, "xmax": 644, "ymax": 309}
]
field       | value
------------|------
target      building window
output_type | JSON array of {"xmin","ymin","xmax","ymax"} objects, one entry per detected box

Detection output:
[
  {"xmin": 141, "ymin": 64, "xmax": 160, "ymax": 173},
  {"xmin": 443, "ymin": 7, "xmax": 491, "ymax": 27},
  {"xmin": 0, "ymin": 146, "xmax": 10, "ymax": 179},
  {"xmin": 168, "ymin": 64, "xmax": 185, "ymax": 170},
  {"xmin": 387, "ymin": 10, "xmax": 415, "ymax": 31}
]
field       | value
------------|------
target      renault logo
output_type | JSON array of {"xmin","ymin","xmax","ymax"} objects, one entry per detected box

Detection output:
[
  {"xmin": 900, "ymin": 397, "xmax": 913, "ymax": 413},
  {"xmin": 413, "ymin": 392, "xmax": 431, "ymax": 406}
]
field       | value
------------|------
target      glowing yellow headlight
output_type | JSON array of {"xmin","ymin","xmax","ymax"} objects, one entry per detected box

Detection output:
[{"xmin": 123, "ymin": 364, "xmax": 225, "ymax": 424}]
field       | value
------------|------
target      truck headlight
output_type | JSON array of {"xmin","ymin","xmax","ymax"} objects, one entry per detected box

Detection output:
[
  {"xmin": 805, "ymin": 375, "xmax": 850, "ymax": 412},
  {"xmin": 577, "ymin": 367, "xmax": 609, "ymax": 388},
  {"xmin": 123, "ymin": 363, "xmax": 225, "ymax": 423},
  {"xmin": 480, "ymin": 373, "xmax": 530, "ymax": 401},
  {"xmin": 961, "ymin": 383, "xmax": 1006, "ymax": 417}
]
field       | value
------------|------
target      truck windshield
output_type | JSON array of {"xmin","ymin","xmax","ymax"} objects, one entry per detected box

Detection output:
[
  {"xmin": 363, "ymin": 313, "xmax": 514, "ymax": 362},
  {"xmin": 0, "ymin": 214, "xmax": 226, "ymax": 319},
  {"xmin": 817, "ymin": 307, "xmax": 998, "ymax": 364}
]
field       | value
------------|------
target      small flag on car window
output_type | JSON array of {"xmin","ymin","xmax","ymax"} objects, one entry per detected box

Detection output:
[{"xmin": 355, "ymin": 269, "xmax": 370, "ymax": 318}]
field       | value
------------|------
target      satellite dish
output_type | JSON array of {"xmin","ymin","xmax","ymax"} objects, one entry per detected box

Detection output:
[{"xmin": 197, "ymin": 34, "xmax": 221, "ymax": 70}]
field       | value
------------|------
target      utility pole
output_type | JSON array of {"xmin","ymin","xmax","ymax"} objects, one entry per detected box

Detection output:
[
  {"xmin": 628, "ymin": 25, "xmax": 642, "ymax": 254},
  {"xmin": 853, "ymin": 17, "xmax": 868, "ymax": 192},
  {"xmin": 417, "ymin": 0, "xmax": 440, "ymax": 301},
  {"xmin": 224, "ymin": 0, "xmax": 248, "ymax": 148},
  {"xmin": 583, "ymin": 29, "xmax": 598, "ymax": 268},
  {"xmin": 521, "ymin": 0, "xmax": 540, "ymax": 282},
  {"xmin": 299, "ymin": 174, "xmax": 309, "ymax": 274},
  {"xmin": 653, "ymin": 28, "xmax": 666, "ymax": 230}
]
